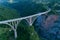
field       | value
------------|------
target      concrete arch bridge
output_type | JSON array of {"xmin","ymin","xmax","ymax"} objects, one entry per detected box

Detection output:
[{"xmin": 0, "ymin": 9, "xmax": 51, "ymax": 39}]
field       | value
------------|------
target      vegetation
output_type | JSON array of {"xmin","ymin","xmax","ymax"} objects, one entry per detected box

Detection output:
[
  {"xmin": 0, "ymin": 5, "xmax": 20, "ymax": 21},
  {"xmin": 0, "ymin": 0, "xmax": 60, "ymax": 40},
  {"xmin": 0, "ymin": 4, "xmax": 40, "ymax": 40},
  {"xmin": 17, "ymin": 20, "xmax": 40, "ymax": 40}
]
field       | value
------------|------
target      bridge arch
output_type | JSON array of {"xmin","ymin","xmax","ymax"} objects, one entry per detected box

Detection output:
[
  {"xmin": 0, "ymin": 9, "xmax": 51, "ymax": 39},
  {"xmin": 0, "ymin": 20, "xmax": 21, "ymax": 39},
  {"xmin": 25, "ymin": 16, "xmax": 38, "ymax": 26}
]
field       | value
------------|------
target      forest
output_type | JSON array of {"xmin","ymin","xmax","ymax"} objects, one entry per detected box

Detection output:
[{"xmin": 0, "ymin": 0, "xmax": 60, "ymax": 40}]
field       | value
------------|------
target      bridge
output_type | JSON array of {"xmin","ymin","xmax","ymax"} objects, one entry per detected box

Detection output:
[{"xmin": 0, "ymin": 9, "xmax": 51, "ymax": 39}]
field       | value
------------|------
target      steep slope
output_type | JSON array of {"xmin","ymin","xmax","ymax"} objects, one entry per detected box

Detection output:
[
  {"xmin": 0, "ymin": 5, "xmax": 40, "ymax": 40},
  {"xmin": 0, "ymin": 5, "xmax": 20, "ymax": 21}
]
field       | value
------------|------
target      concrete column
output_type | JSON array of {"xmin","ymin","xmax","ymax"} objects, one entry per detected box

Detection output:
[{"xmin": 26, "ymin": 16, "xmax": 38, "ymax": 26}]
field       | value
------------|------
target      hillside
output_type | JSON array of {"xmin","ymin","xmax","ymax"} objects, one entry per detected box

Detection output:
[
  {"xmin": 0, "ymin": 5, "xmax": 40, "ymax": 40},
  {"xmin": 0, "ymin": 5, "xmax": 20, "ymax": 21}
]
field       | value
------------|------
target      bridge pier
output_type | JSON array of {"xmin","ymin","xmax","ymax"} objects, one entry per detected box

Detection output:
[
  {"xmin": 14, "ymin": 29, "xmax": 17, "ymax": 39},
  {"xmin": 11, "ymin": 21, "xmax": 20, "ymax": 39},
  {"xmin": 26, "ymin": 16, "xmax": 38, "ymax": 26},
  {"xmin": 4, "ymin": 20, "xmax": 21, "ymax": 39}
]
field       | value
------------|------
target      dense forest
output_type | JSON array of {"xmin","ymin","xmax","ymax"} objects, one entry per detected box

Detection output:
[
  {"xmin": 0, "ymin": 0, "xmax": 60, "ymax": 40},
  {"xmin": 0, "ymin": 4, "xmax": 41, "ymax": 40}
]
